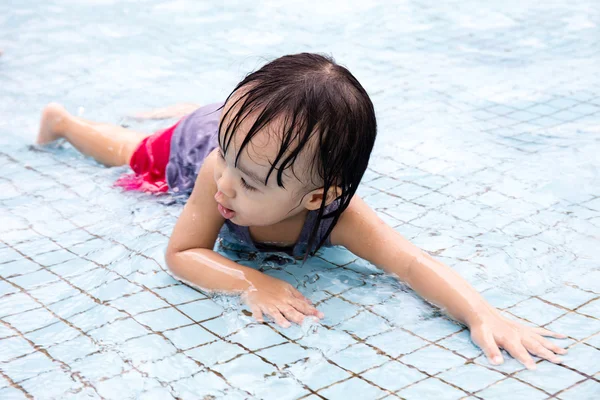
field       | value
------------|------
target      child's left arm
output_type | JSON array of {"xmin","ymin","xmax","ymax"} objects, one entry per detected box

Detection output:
[{"xmin": 330, "ymin": 196, "xmax": 567, "ymax": 370}]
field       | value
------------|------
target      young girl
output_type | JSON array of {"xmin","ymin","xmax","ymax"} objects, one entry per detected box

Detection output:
[{"xmin": 37, "ymin": 53, "xmax": 567, "ymax": 370}]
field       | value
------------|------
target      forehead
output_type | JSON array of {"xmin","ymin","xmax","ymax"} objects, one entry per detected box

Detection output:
[{"xmin": 219, "ymin": 94, "xmax": 316, "ymax": 184}]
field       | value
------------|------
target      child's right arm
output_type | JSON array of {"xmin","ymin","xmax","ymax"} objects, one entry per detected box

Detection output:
[{"xmin": 165, "ymin": 150, "xmax": 322, "ymax": 327}]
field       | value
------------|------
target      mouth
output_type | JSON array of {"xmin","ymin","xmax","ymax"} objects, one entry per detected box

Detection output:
[{"xmin": 217, "ymin": 203, "xmax": 236, "ymax": 219}]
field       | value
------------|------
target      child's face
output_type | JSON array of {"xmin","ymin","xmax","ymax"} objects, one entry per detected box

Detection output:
[{"xmin": 213, "ymin": 113, "xmax": 317, "ymax": 227}]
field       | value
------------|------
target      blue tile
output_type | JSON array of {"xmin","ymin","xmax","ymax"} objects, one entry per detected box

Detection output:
[
  {"xmin": 128, "ymin": 270, "xmax": 179, "ymax": 288},
  {"xmin": 516, "ymin": 362, "xmax": 585, "ymax": 394},
  {"xmin": 49, "ymin": 258, "xmax": 98, "ymax": 279},
  {"xmin": 135, "ymin": 308, "xmax": 193, "ymax": 332},
  {"xmin": 0, "ymin": 324, "xmax": 15, "ymax": 339},
  {"xmin": 24, "ymin": 321, "xmax": 80, "ymax": 347},
  {"xmin": 508, "ymin": 298, "xmax": 567, "ymax": 325},
  {"xmin": 578, "ymin": 299, "xmax": 600, "ymax": 319},
  {"xmin": 89, "ymin": 278, "xmax": 142, "ymax": 302},
  {"xmin": 186, "ymin": 340, "xmax": 246, "ymax": 366},
  {"xmin": 46, "ymin": 335, "xmax": 98, "ymax": 363},
  {"xmin": 154, "ymin": 284, "xmax": 207, "ymax": 304},
  {"xmin": 298, "ymin": 326, "xmax": 356, "ymax": 355},
  {"xmin": 1, "ymin": 259, "xmax": 41, "ymax": 278},
  {"xmin": 318, "ymin": 296, "xmax": 360, "ymax": 326},
  {"xmin": 4, "ymin": 307, "xmax": 57, "ymax": 333},
  {"xmin": 318, "ymin": 246, "xmax": 358, "ymax": 266},
  {"xmin": 477, "ymin": 378, "xmax": 547, "ymax": 400},
  {"xmin": 336, "ymin": 310, "xmax": 392, "ymax": 338},
  {"xmin": 329, "ymin": 343, "xmax": 389, "ymax": 373},
  {"xmin": 585, "ymin": 334, "xmax": 600, "ymax": 349},
  {"xmin": 438, "ymin": 364, "xmax": 505, "ymax": 392},
  {"xmin": 481, "ymin": 288, "xmax": 529, "ymax": 309},
  {"xmin": 21, "ymin": 369, "xmax": 82, "ymax": 398},
  {"xmin": 176, "ymin": 299, "xmax": 224, "ymax": 322},
  {"xmin": 546, "ymin": 313, "xmax": 600, "ymax": 340},
  {"xmin": 227, "ymin": 323, "xmax": 286, "ymax": 350},
  {"xmin": 163, "ymin": 325, "xmax": 216, "ymax": 350},
  {"xmin": 2, "ymin": 352, "xmax": 59, "ymax": 383},
  {"xmin": 558, "ymin": 379, "xmax": 600, "ymax": 400},
  {"xmin": 560, "ymin": 344, "xmax": 600, "ymax": 375},
  {"xmin": 138, "ymin": 353, "xmax": 202, "ymax": 382},
  {"xmin": 319, "ymin": 377, "xmax": 386, "ymax": 400},
  {"xmin": 252, "ymin": 375, "xmax": 309, "ymax": 399},
  {"xmin": 50, "ymin": 293, "xmax": 97, "ymax": 320},
  {"xmin": 200, "ymin": 311, "xmax": 250, "ymax": 337},
  {"xmin": 67, "ymin": 305, "xmax": 126, "ymax": 332},
  {"xmin": 367, "ymin": 329, "xmax": 427, "ymax": 358},
  {"xmin": 0, "ymin": 387, "xmax": 28, "ymax": 399},
  {"xmin": 0, "ymin": 280, "xmax": 18, "ymax": 297},
  {"xmin": 362, "ymin": 361, "xmax": 426, "ymax": 391},
  {"xmin": 397, "ymin": 378, "xmax": 466, "ymax": 400},
  {"xmin": 30, "ymin": 249, "xmax": 76, "ymax": 267},
  {"xmin": 94, "ymin": 370, "xmax": 161, "ymax": 400},
  {"xmin": 8, "ymin": 269, "xmax": 59, "ymax": 290},
  {"xmin": 0, "ymin": 336, "xmax": 35, "ymax": 362},
  {"xmin": 257, "ymin": 343, "xmax": 312, "ymax": 367},
  {"xmin": 213, "ymin": 354, "xmax": 277, "ymax": 388},
  {"xmin": 89, "ymin": 318, "xmax": 149, "ymax": 344},
  {"xmin": 403, "ymin": 317, "xmax": 463, "ymax": 342},
  {"xmin": 108, "ymin": 291, "xmax": 170, "ymax": 315},
  {"xmin": 13, "ymin": 238, "xmax": 62, "ymax": 257},
  {"xmin": 170, "ymin": 371, "xmax": 229, "ymax": 399},
  {"xmin": 137, "ymin": 387, "xmax": 177, "ymax": 400},
  {"xmin": 29, "ymin": 280, "xmax": 79, "ymax": 304},
  {"xmin": 0, "ymin": 247, "xmax": 23, "ymax": 265},
  {"xmin": 119, "ymin": 334, "xmax": 177, "ymax": 364},
  {"xmin": 72, "ymin": 351, "xmax": 129, "ymax": 381},
  {"xmin": 401, "ymin": 345, "xmax": 466, "ymax": 374},
  {"xmin": 437, "ymin": 330, "xmax": 482, "ymax": 358}
]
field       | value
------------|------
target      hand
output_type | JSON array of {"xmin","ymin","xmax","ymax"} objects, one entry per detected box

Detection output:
[
  {"xmin": 469, "ymin": 307, "xmax": 568, "ymax": 370},
  {"xmin": 241, "ymin": 274, "xmax": 324, "ymax": 328}
]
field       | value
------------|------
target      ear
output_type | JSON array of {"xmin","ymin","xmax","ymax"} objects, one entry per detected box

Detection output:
[{"xmin": 304, "ymin": 186, "xmax": 342, "ymax": 211}]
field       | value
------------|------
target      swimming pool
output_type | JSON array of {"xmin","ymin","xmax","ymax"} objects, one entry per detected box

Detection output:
[{"xmin": 1, "ymin": 0, "xmax": 599, "ymax": 399}]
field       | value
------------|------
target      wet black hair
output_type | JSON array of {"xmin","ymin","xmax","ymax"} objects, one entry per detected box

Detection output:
[{"xmin": 218, "ymin": 53, "xmax": 377, "ymax": 257}]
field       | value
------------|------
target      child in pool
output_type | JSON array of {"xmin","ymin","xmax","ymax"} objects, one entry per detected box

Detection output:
[{"xmin": 37, "ymin": 53, "xmax": 567, "ymax": 370}]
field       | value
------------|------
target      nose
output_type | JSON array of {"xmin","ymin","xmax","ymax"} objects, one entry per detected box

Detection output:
[{"xmin": 216, "ymin": 166, "xmax": 236, "ymax": 199}]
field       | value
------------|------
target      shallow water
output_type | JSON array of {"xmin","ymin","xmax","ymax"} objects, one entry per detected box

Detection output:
[{"xmin": 1, "ymin": 0, "xmax": 600, "ymax": 399}]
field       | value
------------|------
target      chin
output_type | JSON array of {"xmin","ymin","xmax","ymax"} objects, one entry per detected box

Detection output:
[{"xmin": 229, "ymin": 215, "xmax": 248, "ymax": 226}]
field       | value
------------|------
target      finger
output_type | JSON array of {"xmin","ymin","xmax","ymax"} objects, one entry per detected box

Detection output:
[
  {"xmin": 523, "ymin": 337, "xmax": 563, "ymax": 364},
  {"xmin": 265, "ymin": 307, "xmax": 291, "ymax": 328},
  {"xmin": 500, "ymin": 338, "xmax": 537, "ymax": 370},
  {"xmin": 534, "ymin": 335, "xmax": 568, "ymax": 355},
  {"xmin": 532, "ymin": 327, "xmax": 567, "ymax": 339},
  {"xmin": 471, "ymin": 328, "xmax": 503, "ymax": 365},
  {"xmin": 289, "ymin": 298, "xmax": 324, "ymax": 319},
  {"xmin": 251, "ymin": 305, "xmax": 264, "ymax": 323},
  {"xmin": 279, "ymin": 305, "xmax": 306, "ymax": 325},
  {"xmin": 290, "ymin": 288, "xmax": 313, "ymax": 304}
]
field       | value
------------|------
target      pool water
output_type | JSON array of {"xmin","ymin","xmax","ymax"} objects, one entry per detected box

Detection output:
[{"xmin": 1, "ymin": 0, "xmax": 599, "ymax": 399}]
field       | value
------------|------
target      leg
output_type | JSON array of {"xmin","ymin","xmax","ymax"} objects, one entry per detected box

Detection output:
[
  {"xmin": 37, "ymin": 103, "xmax": 150, "ymax": 167},
  {"xmin": 131, "ymin": 103, "xmax": 200, "ymax": 120}
]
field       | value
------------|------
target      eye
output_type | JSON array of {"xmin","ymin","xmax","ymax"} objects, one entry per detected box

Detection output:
[
  {"xmin": 217, "ymin": 149, "xmax": 225, "ymax": 160},
  {"xmin": 240, "ymin": 177, "xmax": 257, "ymax": 192}
]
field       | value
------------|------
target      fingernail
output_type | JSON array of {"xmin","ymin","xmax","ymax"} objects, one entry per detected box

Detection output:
[
  {"xmin": 554, "ymin": 357, "xmax": 563, "ymax": 363},
  {"xmin": 317, "ymin": 312, "xmax": 325, "ymax": 319},
  {"xmin": 528, "ymin": 363, "xmax": 537, "ymax": 370},
  {"xmin": 492, "ymin": 356, "xmax": 503, "ymax": 365}
]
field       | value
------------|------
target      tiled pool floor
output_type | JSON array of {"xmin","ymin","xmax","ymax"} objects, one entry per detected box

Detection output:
[{"xmin": 1, "ymin": 0, "xmax": 599, "ymax": 399}]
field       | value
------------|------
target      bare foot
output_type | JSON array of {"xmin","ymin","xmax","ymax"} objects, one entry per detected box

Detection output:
[{"xmin": 37, "ymin": 103, "xmax": 70, "ymax": 145}]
